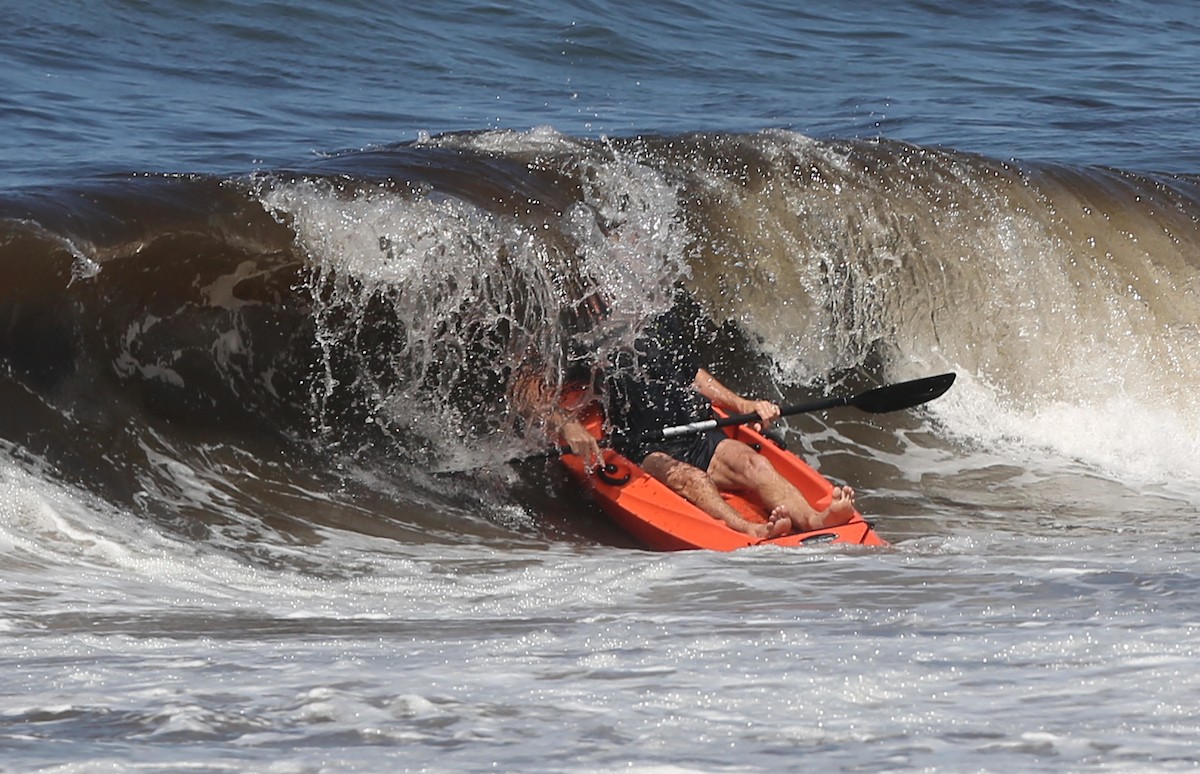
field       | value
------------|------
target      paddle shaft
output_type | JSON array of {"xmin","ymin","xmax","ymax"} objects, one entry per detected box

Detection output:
[
  {"xmin": 659, "ymin": 396, "xmax": 847, "ymax": 438},
  {"xmin": 653, "ymin": 373, "xmax": 956, "ymax": 441},
  {"xmin": 547, "ymin": 373, "xmax": 955, "ymax": 453}
]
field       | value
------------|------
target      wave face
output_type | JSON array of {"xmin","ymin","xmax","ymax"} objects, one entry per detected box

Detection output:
[{"xmin": 2, "ymin": 129, "xmax": 1199, "ymax": 545}]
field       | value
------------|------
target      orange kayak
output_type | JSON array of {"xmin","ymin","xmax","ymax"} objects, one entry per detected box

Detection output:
[{"xmin": 558, "ymin": 391, "xmax": 888, "ymax": 551}]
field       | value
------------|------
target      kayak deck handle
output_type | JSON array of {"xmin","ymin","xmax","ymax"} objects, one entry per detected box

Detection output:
[{"xmin": 596, "ymin": 462, "xmax": 632, "ymax": 487}]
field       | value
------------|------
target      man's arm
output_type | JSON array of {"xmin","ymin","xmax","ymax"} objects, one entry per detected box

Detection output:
[
  {"xmin": 691, "ymin": 368, "xmax": 782, "ymax": 427},
  {"xmin": 511, "ymin": 358, "xmax": 603, "ymax": 469}
]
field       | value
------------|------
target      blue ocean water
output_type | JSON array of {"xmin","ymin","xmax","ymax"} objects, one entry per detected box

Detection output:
[
  {"xmin": 4, "ymin": 0, "xmax": 1199, "ymax": 187},
  {"xmin": 3, "ymin": 1, "xmax": 1200, "ymax": 771}
]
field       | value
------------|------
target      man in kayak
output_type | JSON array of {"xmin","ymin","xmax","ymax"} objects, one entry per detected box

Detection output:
[{"xmin": 525, "ymin": 295, "xmax": 857, "ymax": 539}]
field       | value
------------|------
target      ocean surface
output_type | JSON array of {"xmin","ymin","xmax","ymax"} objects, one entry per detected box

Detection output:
[{"xmin": 3, "ymin": 1, "xmax": 1200, "ymax": 771}]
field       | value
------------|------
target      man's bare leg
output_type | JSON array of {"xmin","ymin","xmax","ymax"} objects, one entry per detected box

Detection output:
[
  {"xmin": 706, "ymin": 440, "xmax": 856, "ymax": 532},
  {"xmin": 642, "ymin": 452, "xmax": 790, "ymax": 539}
]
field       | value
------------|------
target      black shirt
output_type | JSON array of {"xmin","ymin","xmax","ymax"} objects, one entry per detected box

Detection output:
[{"xmin": 606, "ymin": 311, "xmax": 707, "ymax": 461}]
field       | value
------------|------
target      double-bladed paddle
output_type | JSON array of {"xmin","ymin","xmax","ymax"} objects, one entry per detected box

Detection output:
[{"xmin": 650, "ymin": 372, "xmax": 957, "ymax": 441}]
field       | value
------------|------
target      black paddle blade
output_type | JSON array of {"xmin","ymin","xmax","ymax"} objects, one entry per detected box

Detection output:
[{"xmin": 851, "ymin": 372, "xmax": 956, "ymax": 414}]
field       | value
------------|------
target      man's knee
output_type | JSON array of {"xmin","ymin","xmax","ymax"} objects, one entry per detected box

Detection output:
[
  {"xmin": 712, "ymin": 441, "xmax": 770, "ymax": 481},
  {"xmin": 647, "ymin": 454, "xmax": 711, "ymax": 497},
  {"xmin": 668, "ymin": 466, "xmax": 711, "ymax": 498}
]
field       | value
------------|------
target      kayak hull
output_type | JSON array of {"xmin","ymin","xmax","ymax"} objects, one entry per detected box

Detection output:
[{"xmin": 558, "ymin": 395, "xmax": 888, "ymax": 551}]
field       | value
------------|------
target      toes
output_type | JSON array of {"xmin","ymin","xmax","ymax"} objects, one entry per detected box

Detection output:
[{"xmin": 765, "ymin": 518, "xmax": 791, "ymax": 538}]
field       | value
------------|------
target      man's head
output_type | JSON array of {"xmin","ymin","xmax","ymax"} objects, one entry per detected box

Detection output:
[{"xmin": 562, "ymin": 290, "xmax": 634, "ymax": 363}]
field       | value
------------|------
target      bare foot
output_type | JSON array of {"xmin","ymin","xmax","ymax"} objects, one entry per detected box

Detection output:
[
  {"xmin": 816, "ymin": 486, "xmax": 856, "ymax": 528},
  {"xmin": 732, "ymin": 510, "xmax": 792, "ymax": 540},
  {"xmin": 766, "ymin": 506, "xmax": 793, "ymax": 538}
]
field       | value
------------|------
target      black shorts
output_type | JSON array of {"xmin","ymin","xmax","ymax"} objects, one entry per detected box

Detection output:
[{"xmin": 634, "ymin": 428, "xmax": 729, "ymax": 472}]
